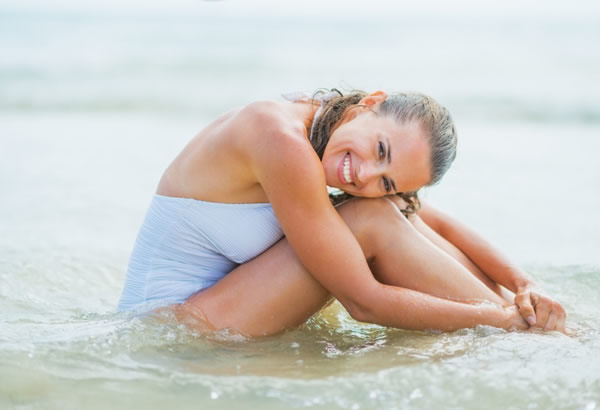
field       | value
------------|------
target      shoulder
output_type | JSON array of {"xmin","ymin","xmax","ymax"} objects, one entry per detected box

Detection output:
[
  {"xmin": 234, "ymin": 100, "xmax": 307, "ymax": 139},
  {"xmin": 236, "ymin": 101, "xmax": 321, "ymax": 178},
  {"xmin": 235, "ymin": 100, "xmax": 289, "ymax": 132},
  {"xmin": 251, "ymin": 127, "xmax": 325, "ymax": 202},
  {"xmin": 232, "ymin": 102, "xmax": 326, "ymax": 206},
  {"xmin": 218, "ymin": 99, "xmax": 328, "ymax": 207}
]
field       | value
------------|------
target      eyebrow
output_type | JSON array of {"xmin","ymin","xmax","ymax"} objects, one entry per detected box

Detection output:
[{"xmin": 386, "ymin": 136, "xmax": 397, "ymax": 193}]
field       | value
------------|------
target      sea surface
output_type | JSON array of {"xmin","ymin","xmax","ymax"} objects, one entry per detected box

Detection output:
[{"xmin": 1, "ymin": 1, "xmax": 599, "ymax": 409}]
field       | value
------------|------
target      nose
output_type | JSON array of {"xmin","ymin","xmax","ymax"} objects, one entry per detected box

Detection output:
[{"xmin": 356, "ymin": 161, "xmax": 382, "ymax": 185}]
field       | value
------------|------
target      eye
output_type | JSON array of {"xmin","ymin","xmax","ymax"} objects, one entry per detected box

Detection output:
[
  {"xmin": 382, "ymin": 177, "xmax": 391, "ymax": 193},
  {"xmin": 378, "ymin": 141, "xmax": 386, "ymax": 160}
]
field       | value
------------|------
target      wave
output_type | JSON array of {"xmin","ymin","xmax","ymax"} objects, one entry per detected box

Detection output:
[{"xmin": 2, "ymin": 96, "xmax": 599, "ymax": 123}]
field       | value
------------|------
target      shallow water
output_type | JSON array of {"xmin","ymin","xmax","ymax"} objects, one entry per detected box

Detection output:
[
  {"xmin": 1, "ymin": 252, "xmax": 599, "ymax": 409},
  {"xmin": 2, "ymin": 2, "xmax": 600, "ymax": 409}
]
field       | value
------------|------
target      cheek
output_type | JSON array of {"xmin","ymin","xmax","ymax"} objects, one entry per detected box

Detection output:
[{"xmin": 321, "ymin": 155, "xmax": 336, "ymax": 180}]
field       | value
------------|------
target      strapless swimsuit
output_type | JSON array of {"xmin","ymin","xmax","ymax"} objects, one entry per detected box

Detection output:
[{"xmin": 117, "ymin": 195, "xmax": 284, "ymax": 311}]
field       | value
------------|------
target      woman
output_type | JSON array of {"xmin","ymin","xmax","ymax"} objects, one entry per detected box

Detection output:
[{"xmin": 118, "ymin": 89, "xmax": 566, "ymax": 337}]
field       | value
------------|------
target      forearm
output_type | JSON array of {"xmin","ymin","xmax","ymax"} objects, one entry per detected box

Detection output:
[{"xmin": 350, "ymin": 283, "xmax": 518, "ymax": 332}]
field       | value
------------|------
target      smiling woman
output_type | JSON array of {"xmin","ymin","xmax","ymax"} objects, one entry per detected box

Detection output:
[
  {"xmin": 313, "ymin": 90, "xmax": 455, "ymax": 207},
  {"xmin": 117, "ymin": 88, "xmax": 566, "ymax": 337}
]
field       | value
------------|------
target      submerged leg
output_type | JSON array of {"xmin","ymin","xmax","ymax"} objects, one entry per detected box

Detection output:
[{"xmin": 177, "ymin": 197, "xmax": 508, "ymax": 337}]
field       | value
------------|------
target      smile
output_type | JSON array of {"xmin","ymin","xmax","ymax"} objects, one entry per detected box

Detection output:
[{"xmin": 338, "ymin": 152, "xmax": 353, "ymax": 184}]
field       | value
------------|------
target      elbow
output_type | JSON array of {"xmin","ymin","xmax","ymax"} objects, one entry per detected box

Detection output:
[
  {"xmin": 345, "ymin": 301, "xmax": 368, "ymax": 323},
  {"xmin": 339, "ymin": 293, "xmax": 377, "ymax": 324},
  {"xmin": 348, "ymin": 306, "xmax": 372, "ymax": 324}
]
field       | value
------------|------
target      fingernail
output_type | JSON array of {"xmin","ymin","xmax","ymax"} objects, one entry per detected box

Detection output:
[{"xmin": 527, "ymin": 316, "xmax": 536, "ymax": 326}]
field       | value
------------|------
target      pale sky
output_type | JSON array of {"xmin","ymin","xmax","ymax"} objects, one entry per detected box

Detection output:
[{"xmin": 2, "ymin": 0, "xmax": 600, "ymax": 19}]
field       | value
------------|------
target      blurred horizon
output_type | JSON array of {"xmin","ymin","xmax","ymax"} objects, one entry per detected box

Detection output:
[{"xmin": 1, "ymin": 0, "xmax": 599, "ymax": 124}]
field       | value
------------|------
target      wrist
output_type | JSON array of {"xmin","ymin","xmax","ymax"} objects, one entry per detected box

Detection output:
[
  {"xmin": 477, "ymin": 304, "xmax": 515, "ymax": 330},
  {"xmin": 509, "ymin": 268, "xmax": 536, "ymax": 293},
  {"xmin": 515, "ymin": 280, "xmax": 540, "ymax": 294},
  {"xmin": 515, "ymin": 281, "xmax": 534, "ymax": 293},
  {"xmin": 499, "ymin": 305, "xmax": 528, "ymax": 331}
]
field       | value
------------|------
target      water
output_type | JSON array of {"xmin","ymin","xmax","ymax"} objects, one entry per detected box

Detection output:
[{"xmin": 1, "ymin": 1, "xmax": 599, "ymax": 409}]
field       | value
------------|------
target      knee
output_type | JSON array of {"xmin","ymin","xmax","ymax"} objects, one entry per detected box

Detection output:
[{"xmin": 336, "ymin": 197, "xmax": 413, "ymax": 239}]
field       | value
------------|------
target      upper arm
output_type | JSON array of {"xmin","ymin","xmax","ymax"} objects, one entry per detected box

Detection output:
[{"xmin": 247, "ymin": 122, "xmax": 380, "ymax": 315}]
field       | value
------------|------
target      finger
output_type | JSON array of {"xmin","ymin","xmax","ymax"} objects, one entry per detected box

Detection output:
[
  {"xmin": 515, "ymin": 292, "xmax": 537, "ymax": 326},
  {"xmin": 533, "ymin": 297, "xmax": 551, "ymax": 329},
  {"xmin": 555, "ymin": 305, "xmax": 567, "ymax": 333},
  {"xmin": 544, "ymin": 310, "xmax": 559, "ymax": 331},
  {"xmin": 556, "ymin": 316, "xmax": 567, "ymax": 334}
]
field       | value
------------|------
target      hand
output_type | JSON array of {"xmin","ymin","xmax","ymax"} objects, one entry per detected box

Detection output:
[
  {"xmin": 514, "ymin": 286, "xmax": 566, "ymax": 332},
  {"xmin": 503, "ymin": 305, "xmax": 529, "ymax": 331}
]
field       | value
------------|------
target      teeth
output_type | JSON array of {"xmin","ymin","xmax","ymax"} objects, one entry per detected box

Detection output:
[{"xmin": 343, "ymin": 154, "xmax": 351, "ymax": 183}]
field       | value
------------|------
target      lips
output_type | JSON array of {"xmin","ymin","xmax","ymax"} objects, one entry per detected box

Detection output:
[{"xmin": 337, "ymin": 152, "xmax": 353, "ymax": 184}]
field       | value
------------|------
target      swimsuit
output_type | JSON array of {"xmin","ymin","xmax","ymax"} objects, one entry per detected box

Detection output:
[
  {"xmin": 118, "ymin": 92, "xmax": 334, "ymax": 311},
  {"xmin": 118, "ymin": 195, "xmax": 283, "ymax": 311}
]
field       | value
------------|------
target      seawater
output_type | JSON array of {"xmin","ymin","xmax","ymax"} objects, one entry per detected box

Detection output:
[
  {"xmin": 1, "ymin": 2, "xmax": 600, "ymax": 409},
  {"xmin": 1, "ymin": 250, "xmax": 599, "ymax": 409}
]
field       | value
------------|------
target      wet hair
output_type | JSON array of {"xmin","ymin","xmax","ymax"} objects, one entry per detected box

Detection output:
[{"xmin": 309, "ymin": 88, "xmax": 457, "ymax": 217}]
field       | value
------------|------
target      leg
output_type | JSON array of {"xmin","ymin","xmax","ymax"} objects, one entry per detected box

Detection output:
[
  {"xmin": 336, "ymin": 198, "xmax": 509, "ymax": 307},
  {"xmin": 177, "ymin": 197, "xmax": 507, "ymax": 337},
  {"xmin": 386, "ymin": 196, "xmax": 514, "ymax": 303},
  {"xmin": 176, "ymin": 236, "xmax": 332, "ymax": 337},
  {"xmin": 409, "ymin": 210, "xmax": 515, "ymax": 303}
]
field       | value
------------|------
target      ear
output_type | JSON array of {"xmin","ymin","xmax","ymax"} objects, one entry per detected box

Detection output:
[{"xmin": 360, "ymin": 90, "xmax": 387, "ymax": 107}]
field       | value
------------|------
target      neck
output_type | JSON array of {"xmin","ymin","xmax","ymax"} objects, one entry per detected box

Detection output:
[{"xmin": 289, "ymin": 100, "xmax": 320, "ymax": 141}]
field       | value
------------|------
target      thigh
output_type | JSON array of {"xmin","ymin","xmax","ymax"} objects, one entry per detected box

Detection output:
[{"xmin": 176, "ymin": 237, "xmax": 331, "ymax": 337}]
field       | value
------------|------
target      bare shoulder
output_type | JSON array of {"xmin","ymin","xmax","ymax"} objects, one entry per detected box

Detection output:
[
  {"xmin": 234, "ymin": 100, "xmax": 306, "ymax": 143},
  {"xmin": 238, "ymin": 100, "xmax": 283, "ymax": 122},
  {"xmin": 235, "ymin": 101, "xmax": 324, "ymax": 191},
  {"xmin": 231, "ymin": 103, "xmax": 327, "ymax": 213}
]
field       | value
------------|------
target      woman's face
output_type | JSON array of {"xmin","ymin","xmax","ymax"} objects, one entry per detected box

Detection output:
[{"xmin": 321, "ymin": 98, "xmax": 431, "ymax": 197}]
